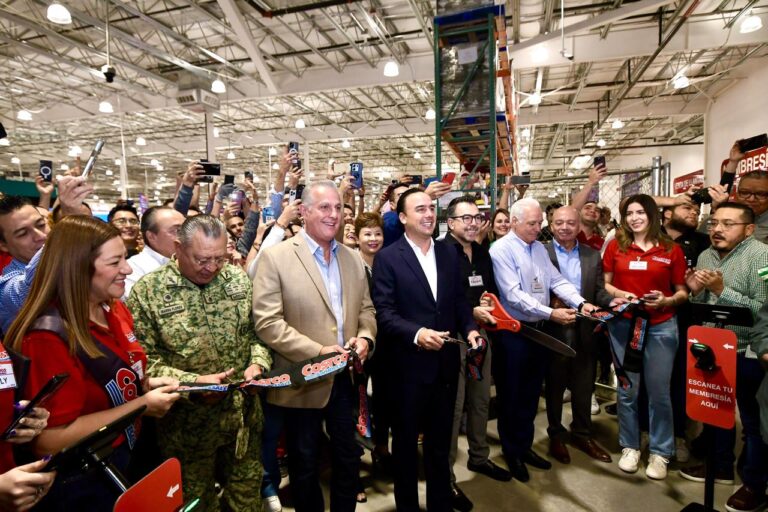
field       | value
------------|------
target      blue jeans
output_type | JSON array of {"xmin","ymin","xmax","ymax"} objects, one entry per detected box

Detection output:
[
  {"xmin": 608, "ymin": 316, "xmax": 678, "ymax": 457},
  {"xmin": 260, "ymin": 399, "xmax": 284, "ymax": 499}
]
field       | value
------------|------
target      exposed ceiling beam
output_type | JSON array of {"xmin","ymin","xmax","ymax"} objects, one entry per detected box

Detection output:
[
  {"xmin": 509, "ymin": 12, "xmax": 768, "ymax": 69},
  {"xmin": 519, "ymin": 97, "xmax": 708, "ymax": 125},
  {"xmin": 217, "ymin": 0, "xmax": 279, "ymax": 93}
]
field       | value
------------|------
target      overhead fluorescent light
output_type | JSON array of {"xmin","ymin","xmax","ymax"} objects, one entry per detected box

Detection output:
[
  {"xmin": 135, "ymin": 136, "xmax": 146, "ymax": 146},
  {"xmin": 114, "ymin": 158, "xmax": 121, "ymax": 166},
  {"xmin": 611, "ymin": 119, "xmax": 625, "ymax": 130},
  {"xmin": 10, "ymin": 156, "xmax": 20, "ymax": 164},
  {"xmin": 740, "ymin": 12, "xmax": 762, "ymax": 33},
  {"xmin": 98, "ymin": 101, "xmax": 113, "ymax": 113},
  {"xmin": 672, "ymin": 74, "xmax": 690, "ymax": 90},
  {"xmin": 295, "ymin": 119, "xmax": 306, "ymax": 129},
  {"xmin": 0, "ymin": 138, "xmax": 9, "ymax": 146},
  {"xmin": 213, "ymin": 127, "xmax": 220, "ymax": 138},
  {"xmin": 597, "ymin": 139, "xmax": 607, "ymax": 147},
  {"xmin": 342, "ymin": 139, "xmax": 351, "ymax": 149},
  {"xmin": 269, "ymin": 147, "xmax": 277, "ymax": 156},
  {"xmin": 383, "ymin": 60, "xmax": 399, "ymax": 77},
  {"xmin": 414, "ymin": 151, "xmax": 421, "ymax": 159},
  {"xmin": 16, "ymin": 109, "xmax": 32, "ymax": 121},
  {"xmin": 272, "ymin": 163, "xmax": 279, "ymax": 170},
  {"xmin": 227, "ymin": 151, "xmax": 235, "ymax": 160},
  {"xmin": 47, "ymin": 2, "xmax": 72, "ymax": 25},
  {"xmin": 150, "ymin": 159, "xmax": 159, "ymax": 166},
  {"xmin": 211, "ymin": 78, "xmax": 226, "ymax": 94}
]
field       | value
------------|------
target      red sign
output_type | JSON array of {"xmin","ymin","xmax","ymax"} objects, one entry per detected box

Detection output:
[
  {"xmin": 673, "ymin": 170, "xmax": 704, "ymax": 194},
  {"xmin": 686, "ymin": 326, "xmax": 737, "ymax": 429},
  {"xmin": 114, "ymin": 458, "xmax": 184, "ymax": 512}
]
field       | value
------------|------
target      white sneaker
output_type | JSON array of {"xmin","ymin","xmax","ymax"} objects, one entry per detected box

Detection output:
[
  {"xmin": 264, "ymin": 495, "xmax": 282, "ymax": 512},
  {"xmin": 618, "ymin": 448, "xmax": 641, "ymax": 473},
  {"xmin": 591, "ymin": 394, "xmax": 600, "ymax": 415},
  {"xmin": 646, "ymin": 454, "xmax": 669, "ymax": 480},
  {"xmin": 675, "ymin": 437, "xmax": 690, "ymax": 463}
]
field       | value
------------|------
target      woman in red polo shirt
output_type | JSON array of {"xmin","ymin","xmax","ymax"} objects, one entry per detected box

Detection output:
[
  {"xmin": 4, "ymin": 215, "xmax": 180, "ymax": 511},
  {"xmin": 602, "ymin": 194, "xmax": 688, "ymax": 481}
]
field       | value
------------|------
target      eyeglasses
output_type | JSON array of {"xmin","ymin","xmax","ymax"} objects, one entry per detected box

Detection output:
[
  {"xmin": 311, "ymin": 204, "xmax": 342, "ymax": 215},
  {"xmin": 705, "ymin": 219, "xmax": 751, "ymax": 230},
  {"xmin": 449, "ymin": 214, "xmax": 485, "ymax": 224},
  {"xmin": 112, "ymin": 218, "xmax": 139, "ymax": 226},
  {"xmin": 192, "ymin": 256, "xmax": 227, "ymax": 268},
  {"xmin": 736, "ymin": 189, "xmax": 768, "ymax": 201}
]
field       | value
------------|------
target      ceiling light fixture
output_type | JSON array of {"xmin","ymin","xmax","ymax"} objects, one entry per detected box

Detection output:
[
  {"xmin": 227, "ymin": 151, "xmax": 235, "ymax": 160},
  {"xmin": 47, "ymin": 2, "xmax": 72, "ymax": 25},
  {"xmin": 150, "ymin": 159, "xmax": 159, "ymax": 166},
  {"xmin": 211, "ymin": 78, "xmax": 226, "ymax": 94},
  {"xmin": 414, "ymin": 151, "xmax": 421, "ymax": 159},
  {"xmin": 342, "ymin": 139, "xmax": 351, "ymax": 149},
  {"xmin": 135, "ymin": 136, "xmax": 146, "ymax": 146},
  {"xmin": 272, "ymin": 163, "xmax": 279, "ymax": 170},
  {"xmin": 68, "ymin": 145, "xmax": 81, "ymax": 157},
  {"xmin": 383, "ymin": 60, "xmax": 399, "ymax": 77},
  {"xmin": 98, "ymin": 101, "xmax": 113, "ymax": 113},
  {"xmin": 597, "ymin": 139, "xmax": 606, "ymax": 147},
  {"xmin": 740, "ymin": 12, "xmax": 763, "ymax": 33},
  {"xmin": 611, "ymin": 119, "xmax": 625, "ymax": 130},
  {"xmin": 16, "ymin": 110, "xmax": 32, "ymax": 121},
  {"xmin": 60, "ymin": 163, "xmax": 69, "ymax": 171},
  {"xmin": 672, "ymin": 74, "xmax": 690, "ymax": 90},
  {"xmin": 528, "ymin": 93, "xmax": 543, "ymax": 106},
  {"xmin": 156, "ymin": 164, "xmax": 164, "ymax": 171},
  {"xmin": 10, "ymin": 156, "xmax": 20, "ymax": 165},
  {"xmin": 269, "ymin": 147, "xmax": 277, "ymax": 156},
  {"xmin": 0, "ymin": 138, "xmax": 8, "ymax": 147},
  {"xmin": 521, "ymin": 127, "xmax": 531, "ymax": 138},
  {"xmin": 425, "ymin": 108, "xmax": 436, "ymax": 120},
  {"xmin": 114, "ymin": 158, "xmax": 121, "ymax": 166},
  {"xmin": 295, "ymin": 119, "xmax": 306, "ymax": 129},
  {"xmin": 105, "ymin": 169, "xmax": 113, "ymax": 176},
  {"xmin": 213, "ymin": 127, "xmax": 220, "ymax": 138}
]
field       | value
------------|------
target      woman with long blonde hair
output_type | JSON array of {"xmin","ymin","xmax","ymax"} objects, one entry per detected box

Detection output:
[{"xmin": 5, "ymin": 215, "xmax": 180, "ymax": 510}]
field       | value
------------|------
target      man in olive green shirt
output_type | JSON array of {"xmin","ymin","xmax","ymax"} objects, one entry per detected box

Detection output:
[{"xmin": 128, "ymin": 215, "xmax": 271, "ymax": 512}]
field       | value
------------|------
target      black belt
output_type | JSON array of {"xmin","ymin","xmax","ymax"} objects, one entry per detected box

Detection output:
[{"xmin": 521, "ymin": 320, "xmax": 547, "ymax": 329}]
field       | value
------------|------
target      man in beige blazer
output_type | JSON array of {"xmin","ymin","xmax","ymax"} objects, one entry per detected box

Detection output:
[{"xmin": 253, "ymin": 180, "xmax": 376, "ymax": 512}]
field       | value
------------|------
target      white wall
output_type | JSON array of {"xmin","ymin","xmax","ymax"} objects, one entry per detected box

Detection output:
[
  {"xmin": 608, "ymin": 144, "xmax": 705, "ymax": 183},
  {"xmin": 705, "ymin": 58, "xmax": 768, "ymax": 182}
]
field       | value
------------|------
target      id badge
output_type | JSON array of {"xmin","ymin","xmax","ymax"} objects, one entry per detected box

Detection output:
[
  {"xmin": 531, "ymin": 279, "xmax": 545, "ymax": 293},
  {"xmin": 0, "ymin": 363, "xmax": 17, "ymax": 390},
  {"xmin": 629, "ymin": 260, "xmax": 648, "ymax": 271},
  {"xmin": 468, "ymin": 275, "xmax": 483, "ymax": 287}
]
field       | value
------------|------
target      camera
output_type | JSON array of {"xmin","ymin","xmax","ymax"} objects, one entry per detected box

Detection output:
[
  {"xmin": 691, "ymin": 188, "xmax": 712, "ymax": 205},
  {"xmin": 101, "ymin": 65, "xmax": 116, "ymax": 83}
]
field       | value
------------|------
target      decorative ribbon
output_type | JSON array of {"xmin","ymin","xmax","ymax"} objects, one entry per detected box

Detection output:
[{"xmin": 589, "ymin": 300, "xmax": 649, "ymax": 389}]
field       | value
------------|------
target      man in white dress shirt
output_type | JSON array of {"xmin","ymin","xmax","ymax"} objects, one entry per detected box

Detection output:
[{"xmin": 124, "ymin": 206, "xmax": 186, "ymax": 299}]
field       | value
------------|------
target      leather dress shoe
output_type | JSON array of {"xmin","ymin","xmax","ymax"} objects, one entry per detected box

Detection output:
[
  {"xmin": 467, "ymin": 460, "xmax": 512, "ymax": 482},
  {"xmin": 549, "ymin": 438, "xmax": 571, "ymax": 464},
  {"xmin": 451, "ymin": 483, "xmax": 473, "ymax": 512},
  {"xmin": 571, "ymin": 437, "xmax": 612, "ymax": 463},
  {"xmin": 522, "ymin": 449, "xmax": 552, "ymax": 470},
  {"xmin": 505, "ymin": 456, "xmax": 530, "ymax": 483}
]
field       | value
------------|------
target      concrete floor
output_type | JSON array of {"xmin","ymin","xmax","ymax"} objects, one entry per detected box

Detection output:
[{"xmin": 275, "ymin": 398, "xmax": 740, "ymax": 512}]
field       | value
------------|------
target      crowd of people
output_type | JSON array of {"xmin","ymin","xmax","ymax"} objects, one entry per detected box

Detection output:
[{"xmin": 0, "ymin": 141, "xmax": 766, "ymax": 512}]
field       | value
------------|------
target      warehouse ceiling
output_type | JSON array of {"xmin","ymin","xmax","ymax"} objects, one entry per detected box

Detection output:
[{"xmin": 0, "ymin": 0, "xmax": 766, "ymax": 205}]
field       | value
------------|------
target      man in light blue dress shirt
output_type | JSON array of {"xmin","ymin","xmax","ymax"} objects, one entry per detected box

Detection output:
[{"xmin": 489, "ymin": 198, "xmax": 596, "ymax": 483}]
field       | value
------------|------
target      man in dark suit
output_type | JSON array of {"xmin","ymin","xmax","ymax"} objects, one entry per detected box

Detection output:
[
  {"xmin": 372, "ymin": 188, "xmax": 482, "ymax": 512},
  {"xmin": 544, "ymin": 206, "xmax": 615, "ymax": 464}
]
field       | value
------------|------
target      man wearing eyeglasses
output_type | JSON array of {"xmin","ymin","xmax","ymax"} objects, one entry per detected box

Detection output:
[
  {"xmin": 681, "ymin": 202, "xmax": 768, "ymax": 512},
  {"xmin": 108, "ymin": 204, "xmax": 142, "ymax": 258},
  {"xmin": 442, "ymin": 196, "xmax": 511, "ymax": 511},
  {"xmin": 734, "ymin": 171, "xmax": 768, "ymax": 244},
  {"xmin": 128, "ymin": 214, "xmax": 272, "ymax": 512}
]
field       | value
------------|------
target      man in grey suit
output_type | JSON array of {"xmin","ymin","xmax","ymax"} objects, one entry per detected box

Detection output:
[{"xmin": 544, "ymin": 206, "xmax": 615, "ymax": 464}]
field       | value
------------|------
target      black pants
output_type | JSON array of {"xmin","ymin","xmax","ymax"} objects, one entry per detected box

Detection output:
[
  {"xmin": 545, "ymin": 335, "xmax": 596, "ymax": 441},
  {"xmin": 280, "ymin": 374, "xmax": 362, "ymax": 512},
  {"xmin": 391, "ymin": 365, "xmax": 458, "ymax": 512},
  {"xmin": 493, "ymin": 330, "xmax": 550, "ymax": 458}
]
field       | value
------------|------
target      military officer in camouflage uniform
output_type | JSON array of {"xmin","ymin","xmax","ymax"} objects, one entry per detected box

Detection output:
[{"xmin": 127, "ymin": 214, "xmax": 271, "ymax": 512}]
